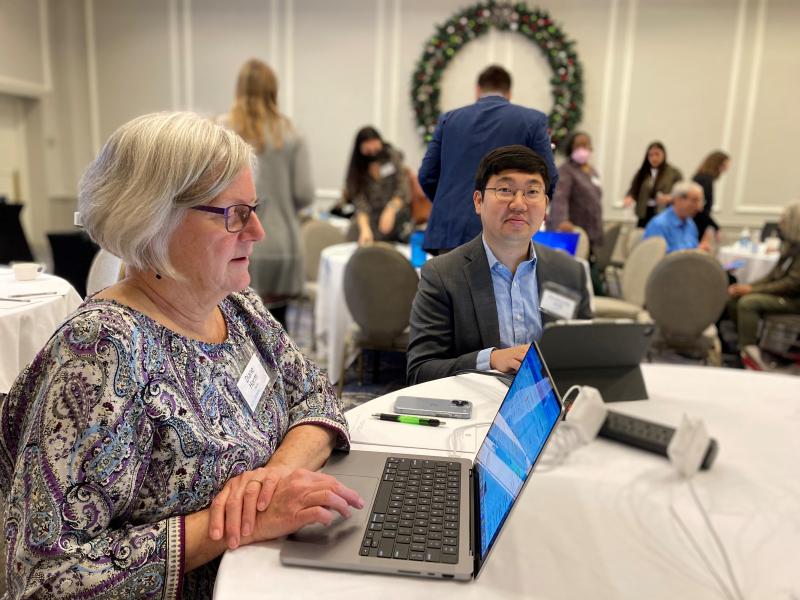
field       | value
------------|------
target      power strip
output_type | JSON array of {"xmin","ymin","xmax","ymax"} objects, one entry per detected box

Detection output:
[{"xmin": 598, "ymin": 411, "xmax": 718, "ymax": 470}]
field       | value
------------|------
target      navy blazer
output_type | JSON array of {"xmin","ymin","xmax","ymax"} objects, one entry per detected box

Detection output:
[{"xmin": 418, "ymin": 96, "xmax": 558, "ymax": 251}]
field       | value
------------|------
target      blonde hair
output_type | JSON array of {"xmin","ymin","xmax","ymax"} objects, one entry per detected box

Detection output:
[
  {"xmin": 781, "ymin": 201, "xmax": 800, "ymax": 244},
  {"xmin": 78, "ymin": 111, "xmax": 255, "ymax": 279},
  {"xmin": 229, "ymin": 59, "xmax": 291, "ymax": 152}
]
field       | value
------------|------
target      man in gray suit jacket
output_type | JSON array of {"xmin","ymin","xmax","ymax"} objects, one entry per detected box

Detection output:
[{"xmin": 407, "ymin": 146, "xmax": 591, "ymax": 385}]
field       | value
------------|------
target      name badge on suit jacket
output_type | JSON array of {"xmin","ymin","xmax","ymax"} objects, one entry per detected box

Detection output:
[{"xmin": 540, "ymin": 281, "xmax": 581, "ymax": 321}]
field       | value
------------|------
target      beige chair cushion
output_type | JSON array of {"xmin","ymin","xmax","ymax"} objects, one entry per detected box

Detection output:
[{"xmin": 593, "ymin": 297, "xmax": 648, "ymax": 320}]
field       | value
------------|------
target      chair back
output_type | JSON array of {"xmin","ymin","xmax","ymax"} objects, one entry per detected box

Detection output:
[
  {"xmin": 86, "ymin": 249, "xmax": 124, "ymax": 297},
  {"xmin": 594, "ymin": 223, "xmax": 622, "ymax": 271},
  {"xmin": 343, "ymin": 244, "xmax": 418, "ymax": 346},
  {"xmin": 46, "ymin": 232, "xmax": 99, "ymax": 297},
  {"xmin": 625, "ymin": 227, "xmax": 645, "ymax": 257},
  {"xmin": 302, "ymin": 220, "xmax": 346, "ymax": 282},
  {"xmin": 572, "ymin": 225, "xmax": 591, "ymax": 260},
  {"xmin": 645, "ymin": 250, "xmax": 728, "ymax": 342},
  {"xmin": 0, "ymin": 203, "xmax": 34, "ymax": 263},
  {"xmin": 620, "ymin": 236, "xmax": 667, "ymax": 307}
]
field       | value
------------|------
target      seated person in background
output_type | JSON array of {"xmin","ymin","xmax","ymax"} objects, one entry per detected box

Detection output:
[
  {"xmin": 727, "ymin": 201, "xmax": 800, "ymax": 355},
  {"xmin": 642, "ymin": 181, "xmax": 712, "ymax": 253},
  {"xmin": 344, "ymin": 126, "xmax": 411, "ymax": 245},
  {"xmin": 0, "ymin": 112, "xmax": 363, "ymax": 598},
  {"xmin": 547, "ymin": 131, "xmax": 604, "ymax": 251},
  {"xmin": 406, "ymin": 145, "xmax": 592, "ymax": 385}
]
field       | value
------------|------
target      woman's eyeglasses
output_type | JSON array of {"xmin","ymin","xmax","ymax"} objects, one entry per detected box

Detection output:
[{"xmin": 191, "ymin": 203, "xmax": 259, "ymax": 233}]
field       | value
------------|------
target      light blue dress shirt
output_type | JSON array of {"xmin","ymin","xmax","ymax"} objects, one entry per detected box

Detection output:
[
  {"xmin": 642, "ymin": 206, "xmax": 699, "ymax": 253},
  {"xmin": 476, "ymin": 236, "xmax": 542, "ymax": 370}
]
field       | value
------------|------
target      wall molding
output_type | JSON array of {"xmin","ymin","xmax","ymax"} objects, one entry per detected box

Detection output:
[
  {"xmin": 38, "ymin": 0, "xmax": 53, "ymax": 92},
  {"xmin": 284, "ymin": 0, "xmax": 295, "ymax": 117},
  {"xmin": 610, "ymin": 0, "xmax": 638, "ymax": 209},
  {"xmin": 732, "ymin": 0, "xmax": 781, "ymax": 215},
  {"xmin": 269, "ymin": 0, "xmax": 279, "ymax": 66},
  {"xmin": 0, "ymin": 75, "xmax": 48, "ymax": 98},
  {"xmin": 596, "ymin": 0, "xmax": 619, "ymax": 187},
  {"xmin": 372, "ymin": 0, "xmax": 386, "ymax": 129},
  {"xmin": 387, "ymin": 0, "xmax": 402, "ymax": 142},
  {"xmin": 716, "ymin": 0, "xmax": 747, "ymax": 213},
  {"xmin": 168, "ymin": 0, "xmax": 182, "ymax": 110},
  {"xmin": 84, "ymin": 0, "xmax": 101, "ymax": 153},
  {"xmin": 181, "ymin": 0, "xmax": 194, "ymax": 110}
]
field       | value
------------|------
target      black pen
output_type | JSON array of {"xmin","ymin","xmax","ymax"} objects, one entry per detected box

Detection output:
[{"xmin": 372, "ymin": 413, "xmax": 443, "ymax": 427}]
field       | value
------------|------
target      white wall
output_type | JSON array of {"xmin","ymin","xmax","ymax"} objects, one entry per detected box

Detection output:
[{"xmin": 4, "ymin": 0, "xmax": 800, "ymax": 252}]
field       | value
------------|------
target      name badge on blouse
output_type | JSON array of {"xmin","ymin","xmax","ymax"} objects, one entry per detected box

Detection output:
[
  {"xmin": 237, "ymin": 352, "xmax": 271, "ymax": 413},
  {"xmin": 379, "ymin": 162, "xmax": 397, "ymax": 178},
  {"xmin": 539, "ymin": 282, "xmax": 580, "ymax": 320}
]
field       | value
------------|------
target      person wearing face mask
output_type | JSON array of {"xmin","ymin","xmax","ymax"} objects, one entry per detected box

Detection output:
[
  {"xmin": 623, "ymin": 141, "xmax": 683, "ymax": 227},
  {"xmin": 343, "ymin": 126, "xmax": 411, "ymax": 245},
  {"xmin": 548, "ymin": 131, "xmax": 604, "ymax": 251}
]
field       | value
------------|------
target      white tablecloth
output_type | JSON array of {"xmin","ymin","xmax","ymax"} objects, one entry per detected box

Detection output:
[
  {"xmin": 717, "ymin": 243, "xmax": 780, "ymax": 284},
  {"xmin": 314, "ymin": 242, "xmax": 414, "ymax": 383},
  {"xmin": 0, "ymin": 267, "xmax": 83, "ymax": 393},
  {"xmin": 215, "ymin": 364, "xmax": 800, "ymax": 599}
]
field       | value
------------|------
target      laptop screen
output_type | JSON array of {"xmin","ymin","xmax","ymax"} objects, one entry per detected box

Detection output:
[
  {"xmin": 532, "ymin": 230, "xmax": 580, "ymax": 256},
  {"xmin": 474, "ymin": 344, "xmax": 562, "ymax": 563}
]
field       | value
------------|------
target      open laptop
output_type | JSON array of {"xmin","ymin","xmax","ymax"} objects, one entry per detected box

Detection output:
[
  {"xmin": 533, "ymin": 230, "xmax": 580, "ymax": 256},
  {"xmin": 539, "ymin": 321, "xmax": 654, "ymax": 402},
  {"xmin": 280, "ymin": 343, "xmax": 563, "ymax": 580}
]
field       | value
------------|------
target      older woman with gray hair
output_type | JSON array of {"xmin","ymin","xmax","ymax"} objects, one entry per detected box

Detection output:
[
  {"xmin": 0, "ymin": 112, "xmax": 362, "ymax": 599},
  {"xmin": 727, "ymin": 201, "xmax": 800, "ymax": 360}
]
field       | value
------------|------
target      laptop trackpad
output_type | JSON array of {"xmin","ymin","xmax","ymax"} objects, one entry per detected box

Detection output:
[{"xmin": 287, "ymin": 474, "xmax": 377, "ymax": 544}]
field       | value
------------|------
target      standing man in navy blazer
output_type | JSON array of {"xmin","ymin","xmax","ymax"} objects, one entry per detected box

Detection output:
[{"xmin": 418, "ymin": 65, "xmax": 558, "ymax": 254}]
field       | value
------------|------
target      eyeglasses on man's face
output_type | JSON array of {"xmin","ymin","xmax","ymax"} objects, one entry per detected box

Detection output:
[
  {"xmin": 191, "ymin": 202, "xmax": 259, "ymax": 233},
  {"xmin": 484, "ymin": 185, "xmax": 545, "ymax": 202}
]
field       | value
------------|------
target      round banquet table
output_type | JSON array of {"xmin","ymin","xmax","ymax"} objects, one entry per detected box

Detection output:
[
  {"xmin": 0, "ymin": 267, "xmax": 83, "ymax": 394},
  {"xmin": 214, "ymin": 364, "xmax": 800, "ymax": 599},
  {"xmin": 717, "ymin": 243, "xmax": 780, "ymax": 284}
]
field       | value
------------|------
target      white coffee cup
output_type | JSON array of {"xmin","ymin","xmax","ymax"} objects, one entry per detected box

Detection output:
[{"xmin": 12, "ymin": 262, "xmax": 46, "ymax": 281}]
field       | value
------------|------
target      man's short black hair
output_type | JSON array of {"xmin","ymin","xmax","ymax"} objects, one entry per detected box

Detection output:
[
  {"xmin": 476, "ymin": 65, "xmax": 512, "ymax": 93},
  {"xmin": 474, "ymin": 145, "xmax": 550, "ymax": 195}
]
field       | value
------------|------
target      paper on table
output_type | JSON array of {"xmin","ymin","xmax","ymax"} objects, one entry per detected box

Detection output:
[{"xmin": 347, "ymin": 413, "xmax": 479, "ymax": 454}]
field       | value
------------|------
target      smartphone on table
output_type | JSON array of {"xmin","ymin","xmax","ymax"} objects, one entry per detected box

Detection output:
[{"xmin": 393, "ymin": 396, "xmax": 473, "ymax": 419}]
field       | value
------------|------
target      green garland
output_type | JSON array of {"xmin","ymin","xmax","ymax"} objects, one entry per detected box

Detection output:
[{"xmin": 411, "ymin": 1, "xmax": 584, "ymax": 149}]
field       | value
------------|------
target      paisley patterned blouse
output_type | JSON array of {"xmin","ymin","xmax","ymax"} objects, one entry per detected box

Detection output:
[{"xmin": 0, "ymin": 288, "xmax": 349, "ymax": 599}]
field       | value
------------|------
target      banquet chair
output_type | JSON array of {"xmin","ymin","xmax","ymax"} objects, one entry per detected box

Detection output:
[
  {"xmin": 592, "ymin": 223, "xmax": 622, "ymax": 294},
  {"xmin": 292, "ymin": 219, "xmax": 346, "ymax": 346},
  {"xmin": 605, "ymin": 227, "xmax": 644, "ymax": 296},
  {"xmin": 644, "ymin": 250, "xmax": 728, "ymax": 364},
  {"xmin": 0, "ymin": 203, "xmax": 34, "ymax": 264},
  {"xmin": 337, "ymin": 243, "xmax": 418, "ymax": 397},
  {"xmin": 86, "ymin": 249, "xmax": 125, "ymax": 297},
  {"xmin": 593, "ymin": 236, "xmax": 667, "ymax": 319},
  {"xmin": 572, "ymin": 225, "xmax": 591, "ymax": 260},
  {"xmin": 46, "ymin": 232, "xmax": 99, "ymax": 298}
]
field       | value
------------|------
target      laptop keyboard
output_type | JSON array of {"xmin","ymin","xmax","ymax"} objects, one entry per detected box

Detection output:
[{"xmin": 359, "ymin": 457, "xmax": 461, "ymax": 564}]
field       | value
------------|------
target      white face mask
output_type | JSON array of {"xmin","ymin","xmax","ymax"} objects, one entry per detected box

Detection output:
[{"xmin": 571, "ymin": 147, "xmax": 592, "ymax": 165}]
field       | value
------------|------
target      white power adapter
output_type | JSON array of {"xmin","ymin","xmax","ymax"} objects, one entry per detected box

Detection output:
[
  {"xmin": 565, "ymin": 386, "xmax": 607, "ymax": 443},
  {"xmin": 667, "ymin": 415, "xmax": 711, "ymax": 477}
]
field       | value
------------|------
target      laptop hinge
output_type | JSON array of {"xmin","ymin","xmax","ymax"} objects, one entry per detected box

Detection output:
[{"xmin": 470, "ymin": 465, "xmax": 480, "ymax": 574}]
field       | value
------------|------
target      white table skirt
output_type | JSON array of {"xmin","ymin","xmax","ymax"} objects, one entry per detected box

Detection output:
[
  {"xmin": 314, "ymin": 242, "xmax": 413, "ymax": 383},
  {"xmin": 214, "ymin": 364, "xmax": 800, "ymax": 599},
  {"xmin": 0, "ymin": 267, "xmax": 83, "ymax": 393},
  {"xmin": 717, "ymin": 243, "xmax": 780, "ymax": 284}
]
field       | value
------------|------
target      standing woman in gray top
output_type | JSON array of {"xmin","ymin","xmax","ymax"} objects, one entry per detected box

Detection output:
[{"xmin": 224, "ymin": 58, "xmax": 313, "ymax": 327}]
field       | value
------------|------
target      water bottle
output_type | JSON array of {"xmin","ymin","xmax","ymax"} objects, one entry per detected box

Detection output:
[
  {"xmin": 410, "ymin": 231, "xmax": 427, "ymax": 268},
  {"xmin": 738, "ymin": 227, "xmax": 751, "ymax": 251}
]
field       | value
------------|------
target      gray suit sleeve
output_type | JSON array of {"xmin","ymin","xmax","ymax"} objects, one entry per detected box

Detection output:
[
  {"xmin": 576, "ymin": 262, "xmax": 593, "ymax": 319},
  {"xmin": 406, "ymin": 262, "xmax": 480, "ymax": 385}
]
